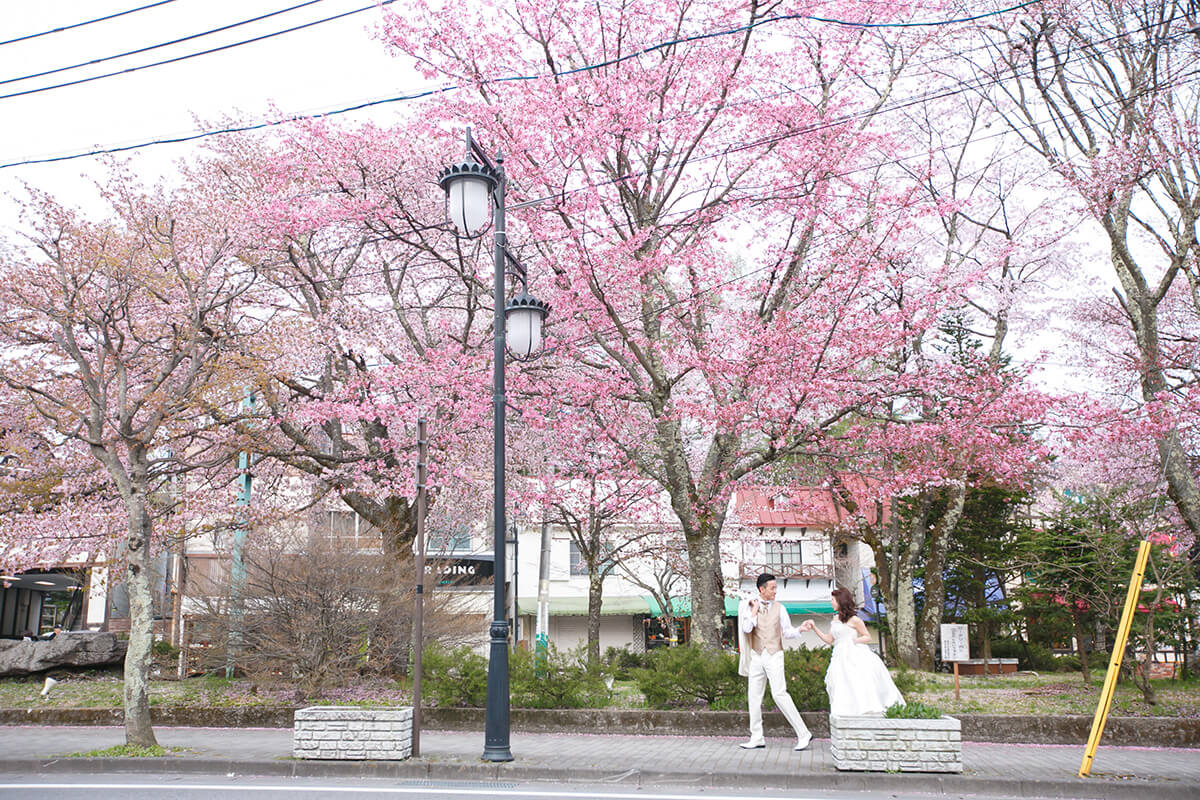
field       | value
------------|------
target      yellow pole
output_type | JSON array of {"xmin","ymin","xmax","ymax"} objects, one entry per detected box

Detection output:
[{"xmin": 1078, "ymin": 539, "xmax": 1151, "ymax": 778}]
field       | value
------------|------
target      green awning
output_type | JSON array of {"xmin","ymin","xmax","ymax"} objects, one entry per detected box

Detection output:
[
  {"xmin": 514, "ymin": 596, "xmax": 834, "ymax": 617},
  {"xmin": 647, "ymin": 596, "xmax": 692, "ymax": 616},
  {"xmin": 515, "ymin": 596, "xmax": 653, "ymax": 616},
  {"xmin": 783, "ymin": 601, "xmax": 835, "ymax": 614},
  {"xmin": 656, "ymin": 597, "xmax": 835, "ymax": 617}
]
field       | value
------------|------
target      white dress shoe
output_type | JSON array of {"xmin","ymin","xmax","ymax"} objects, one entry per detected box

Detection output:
[
  {"xmin": 739, "ymin": 740, "xmax": 766, "ymax": 749},
  {"xmin": 794, "ymin": 735, "xmax": 812, "ymax": 751}
]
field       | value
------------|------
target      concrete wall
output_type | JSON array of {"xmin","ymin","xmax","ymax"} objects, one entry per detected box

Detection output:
[{"xmin": 9, "ymin": 708, "xmax": 1198, "ymax": 747}]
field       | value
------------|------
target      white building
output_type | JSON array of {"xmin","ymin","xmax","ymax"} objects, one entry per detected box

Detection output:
[{"xmin": 69, "ymin": 483, "xmax": 881, "ymax": 657}]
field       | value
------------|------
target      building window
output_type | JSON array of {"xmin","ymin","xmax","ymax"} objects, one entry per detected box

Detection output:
[
  {"xmin": 569, "ymin": 541, "xmax": 588, "ymax": 575},
  {"xmin": 328, "ymin": 511, "xmax": 381, "ymax": 551},
  {"xmin": 765, "ymin": 540, "xmax": 803, "ymax": 571},
  {"xmin": 568, "ymin": 541, "xmax": 615, "ymax": 576},
  {"xmin": 429, "ymin": 524, "xmax": 472, "ymax": 554}
]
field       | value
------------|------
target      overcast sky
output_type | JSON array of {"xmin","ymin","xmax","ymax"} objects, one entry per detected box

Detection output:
[{"xmin": 0, "ymin": 0, "xmax": 419, "ymax": 221}]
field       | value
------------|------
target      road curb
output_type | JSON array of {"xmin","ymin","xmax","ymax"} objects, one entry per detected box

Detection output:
[
  {"xmin": 0, "ymin": 756, "xmax": 1194, "ymax": 800},
  {"xmin": 3, "ymin": 708, "xmax": 1198, "ymax": 747}
]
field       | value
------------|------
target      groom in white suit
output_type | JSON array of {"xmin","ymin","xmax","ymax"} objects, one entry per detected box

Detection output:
[{"xmin": 737, "ymin": 572, "xmax": 812, "ymax": 751}]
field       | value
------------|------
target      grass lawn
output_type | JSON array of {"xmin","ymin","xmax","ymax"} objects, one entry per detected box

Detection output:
[
  {"xmin": 903, "ymin": 670, "xmax": 1200, "ymax": 718},
  {"xmin": 0, "ymin": 671, "xmax": 315, "ymax": 710},
  {"xmin": 2, "ymin": 668, "xmax": 1197, "ymax": 717}
]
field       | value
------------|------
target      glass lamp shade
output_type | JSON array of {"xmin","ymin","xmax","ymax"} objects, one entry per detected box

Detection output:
[
  {"xmin": 505, "ymin": 292, "xmax": 550, "ymax": 359},
  {"xmin": 438, "ymin": 161, "xmax": 499, "ymax": 236}
]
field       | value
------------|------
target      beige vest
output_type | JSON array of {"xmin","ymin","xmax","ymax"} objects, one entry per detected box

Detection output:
[{"xmin": 748, "ymin": 601, "xmax": 783, "ymax": 655}]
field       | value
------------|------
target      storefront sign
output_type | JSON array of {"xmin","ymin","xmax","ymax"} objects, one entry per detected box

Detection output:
[{"xmin": 425, "ymin": 556, "xmax": 494, "ymax": 586}]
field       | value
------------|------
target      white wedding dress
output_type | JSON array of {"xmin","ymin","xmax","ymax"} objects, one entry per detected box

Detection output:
[{"xmin": 825, "ymin": 616, "xmax": 905, "ymax": 717}]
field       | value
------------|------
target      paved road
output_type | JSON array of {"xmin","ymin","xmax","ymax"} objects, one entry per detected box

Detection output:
[
  {"xmin": 1, "ymin": 726, "xmax": 1197, "ymax": 799},
  {"xmin": 0, "ymin": 775, "xmax": 1011, "ymax": 800}
]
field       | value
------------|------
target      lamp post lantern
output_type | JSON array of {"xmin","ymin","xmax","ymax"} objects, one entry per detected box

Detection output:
[{"xmin": 439, "ymin": 129, "xmax": 549, "ymax": 763}]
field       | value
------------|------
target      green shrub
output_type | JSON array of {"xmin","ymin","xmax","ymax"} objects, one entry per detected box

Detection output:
[
  {"xmin": 885, "ymin": 700, "xmax": 943, "ymax": 719},
  {"xmin": 510, "ymin": 645, "xmax": 611, "ymax": 709},
  {"xmin": 988, "ymin": 639, "xmax": 1060, "ymax": 671},
  {"xmin": 891, "ymin": 661, "xmax": 921, "ymax": 696},
  {"xmin": 603, "ymin": 646, "xmax": 649, "ymax": 680},
  {"xmin": 420, "ymin": 644, "xmax": 488, "ymax": 708},
  {"xmin": 633, "ymin": 645, "xmax": 744, "ymax": 709},
  {"xmin": 783, "ymin": 647, "xmax": 831, "ymax": 711},
  {"xmin": 152, "ymin": 640, "xmax": 178, "ymax": 657},
  {"xmin": 1053, "ymin": 654, "xmax": 1081, "ymax": 672}
]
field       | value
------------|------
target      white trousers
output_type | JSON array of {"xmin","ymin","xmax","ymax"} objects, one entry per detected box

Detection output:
[{"xmin": 747, "ymin": 649, "xmax": 810, "ymax": 742}]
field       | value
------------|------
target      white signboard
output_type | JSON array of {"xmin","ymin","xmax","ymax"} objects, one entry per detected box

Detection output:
[{"xmin": 940, "ymin": 623, "xmax": 970, "ymax": 662}]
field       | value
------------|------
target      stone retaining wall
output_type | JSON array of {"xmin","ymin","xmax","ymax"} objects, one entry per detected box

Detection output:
[
  {"xmin": 292, "ymin": 706, "xmax": 413, "ymax": 761},
  {"xmin": 2, "ymin": 707, "xmax": 1197, "ymax": 747},
  {"xmin": 830, "ymin": 715, "xmax": 962, "ymax": 773}
]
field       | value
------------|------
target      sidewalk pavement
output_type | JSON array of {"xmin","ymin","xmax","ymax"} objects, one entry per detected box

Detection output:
[{"xmin": 0, "ymin": 725, "xmax": 1197, "ymax": 799}]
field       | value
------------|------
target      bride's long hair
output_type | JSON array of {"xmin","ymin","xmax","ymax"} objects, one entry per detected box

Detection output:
[{"xmin": 831, "ymin": 587, "xmax": 857, "ymax": 623}]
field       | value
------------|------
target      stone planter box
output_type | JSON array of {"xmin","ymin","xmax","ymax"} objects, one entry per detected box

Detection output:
[
  {"xmin": 830, "ymin": 714, "xmax": 961, "ymax": 773},
  {"xmin": 292, "ymin": 706, "xmax": 412, "ymax": 760}
]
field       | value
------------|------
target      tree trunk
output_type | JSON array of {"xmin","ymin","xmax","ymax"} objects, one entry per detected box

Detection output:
[
  {"xmin": 860, "ymin": 499, "xmax": 899, "ymax": 663},
  {"xmin": 893, "ymin": 496, "xmax": 931, "ymax": 669},
  {"xmin": 1157, "ymin": 431, "xmax": 1200, "ymax": 580},
  {"xmin": 974, "ymin": 566, "xmax": 993, "ymax": 665},
  {"xmin": 1072, "ymin": 613, "xmax": 1092, "ymax": 685},
  {"xmin": 123, "ymin": 484, "xmax": 158, "ymax": 747},
  {"xmin": 917, "ymin": 483, "xmax": 966, "ymax": 670},
  {"xmin": 587, "ymin": 572, "xmax": 604, "ymax": 666},
  {"xmin": 1134, "ymin": 585, "xmax": 1159, "ymax": 706},
  {"xmin": 684, "ymin": 525, "xmax": 725, "ymax": 649},
  {"xmin": 342, "ymin": 492, "xmax": 417, "ymax": 560}
]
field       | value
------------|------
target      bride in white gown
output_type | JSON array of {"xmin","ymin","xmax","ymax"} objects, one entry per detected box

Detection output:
[{"xmin": 801, "ymin": 587, "xmax": 905, "ymax": 717}]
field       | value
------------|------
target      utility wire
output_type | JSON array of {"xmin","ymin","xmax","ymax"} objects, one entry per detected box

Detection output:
[
  {"xmin": 0, "ymin": 0, "xmax": 1048, "ymax": 167},
  {"xmin": 0, "ymin": 0, "xmax": 397, "ymax": 103},
  {"xmin": 3, "ymin": 83, "xmax": 1185, "ymax": 386},
  {"xmin": 4, "ymin": 13, "xmax": 1189, "ymax": 285},
  {"xmin": 0, "ymin": 0, "xmax": 334, "ymax": 89},
  {"xmin": 0, "ymin": 0, "xmax": 180, "ymax": 48}
]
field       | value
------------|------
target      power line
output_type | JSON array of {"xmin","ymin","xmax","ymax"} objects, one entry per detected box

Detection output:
[
  {"xmin": 0, "ymin": 0, "xmax": 1048, "ymax": 168},
  {"xmin": 0, "ymin": 0, "xmax": 334, "ymax": 89},
  {"xmin": 4, "ymin": 72, "xmax": 1184, "ymax": 385},
  {"xmin": 0, "ymin": 0, "xmax": 180, "ymax": 48},
  {"xmin": 0, "ymin": 0, "xmax": 397, "ymax": 103}
]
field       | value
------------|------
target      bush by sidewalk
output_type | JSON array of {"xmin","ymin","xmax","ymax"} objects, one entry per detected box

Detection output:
[
  {"xmin": 420, "ymin": 643, "xmax": 612, "ymax": 709},
  {"xmin": 631, "ymin": 645, "xmax": 832, "ymax": 711}
]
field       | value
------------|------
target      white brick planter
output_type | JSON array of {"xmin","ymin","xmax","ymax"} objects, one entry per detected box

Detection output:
[
  {"xmin": 829, "ymin": 714, "xmax": 962, "ymax": 773},
  {"xmin": 292, "ymin": 706, "xmax": 413, "ymax": 760}
]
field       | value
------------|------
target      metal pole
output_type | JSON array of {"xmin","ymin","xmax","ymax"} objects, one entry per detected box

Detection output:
[
  {"xmin": 509, "ymin": 522, "xmax": 519, "ymax": 649},
  {"xmin": 483, "ymin": 155, "xmax": 513, "ymax": 763},
  {"xmin": 412, "ymin": 418, "xmax": 428, "ymax": 757},
  {"xmin": 227, "ymin": 390, "xmax": 255, "ymax": 678},
  {"xmin": 535, "ymin": 517, "xmax": 551, "ymax": 675},
  {"xmin": 1079, "ymin": 539, "xmax": 1152, "ymax": 777}
]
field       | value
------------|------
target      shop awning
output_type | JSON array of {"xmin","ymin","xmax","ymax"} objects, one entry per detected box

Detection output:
[
  {"xmin": 515, "ymin": 596, "xmax": 835, "ymax": 617},
  {"xmin": 515, "ymin": 596, "xmax": 655, "ymax": 616},
  {"xmin": 640, "ymin": 597, "xmax": 834, "ymax": 617}
]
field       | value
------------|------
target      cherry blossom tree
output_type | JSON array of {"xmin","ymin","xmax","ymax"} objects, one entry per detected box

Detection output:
[
  {"xmin": 0, "ymin": 176, "xmax": 254, "ymax": 746},
  {"xmin": 191, "ymin": 122, "xmax": 497, "ymax": 561},
  {"xmin": 379, "ymin": 0, "xmax": 993, "ymax": 647},
  {"xmin": 811, "ymin": 77, "xmax": 1068, "ymax": 667},
  {"xmin": 972, "ymin": 0, "xmax": 1200, "ymax": 571}
]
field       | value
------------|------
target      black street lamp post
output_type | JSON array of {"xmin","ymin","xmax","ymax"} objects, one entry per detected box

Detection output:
[{"xmin": 439, "ymin": 129, "xmax": 549, "ymax": 763}]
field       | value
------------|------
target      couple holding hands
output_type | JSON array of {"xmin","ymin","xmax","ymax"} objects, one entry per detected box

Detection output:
[{"xmin": 736, "ymin": 574, "xmax": 904, "ymax": 751}]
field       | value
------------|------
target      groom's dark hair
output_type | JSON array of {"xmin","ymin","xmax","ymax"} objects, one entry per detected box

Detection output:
[{"xmin": 756, "ymin": 573, "xmax": 776, "ymax": 589}]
